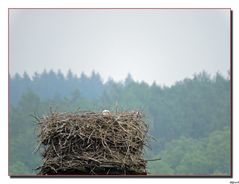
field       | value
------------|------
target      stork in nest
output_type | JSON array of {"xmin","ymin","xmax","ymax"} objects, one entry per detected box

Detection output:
[{"xmin": 102, "ymin": 110, "xmax": 111, "ymax": 116}]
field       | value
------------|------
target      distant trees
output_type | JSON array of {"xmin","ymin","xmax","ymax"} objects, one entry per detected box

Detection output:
[
  {"xmin": 10, "ymin": 70, "xmax": 104, "ymax": 106},
  {"xmin": 206, "ymin": 128, "xmax": 230, "ymax": 174},
  {"xmin": 149, "ymin": 128, "xmax": 230, "ymax": 175},
  {"xmin": 9, "ymin": 71, "xmax": 231, "ymax": 175}
]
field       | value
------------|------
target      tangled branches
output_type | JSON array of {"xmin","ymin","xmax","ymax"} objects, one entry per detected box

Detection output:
[{"xmin": 35, "ymin": 111, "xmax": 149, "ymax": 175}]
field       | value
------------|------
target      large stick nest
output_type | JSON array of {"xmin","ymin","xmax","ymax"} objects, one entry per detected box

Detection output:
[{"xmin": 35, "ymin": 111, "xmax": 149, "ymax": 175}]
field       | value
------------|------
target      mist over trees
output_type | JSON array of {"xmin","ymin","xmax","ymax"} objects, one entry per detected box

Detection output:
[{"xmin": 9, "ymin": 70, "xmax": 231, "ymax": 175}]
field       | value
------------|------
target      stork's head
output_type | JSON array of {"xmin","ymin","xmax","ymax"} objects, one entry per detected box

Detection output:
[{"xmin": 102, "ymin": 110, "xmax": 111, "ymax": 116}]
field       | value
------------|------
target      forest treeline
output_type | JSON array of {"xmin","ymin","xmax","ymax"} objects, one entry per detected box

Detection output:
[{"xmin": 9, "ymin": 70, "xmax": 231, "ymax": 175}]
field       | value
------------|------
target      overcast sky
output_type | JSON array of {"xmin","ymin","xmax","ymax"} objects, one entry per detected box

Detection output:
[{"xmin": 9, "ymin": 9, "xmax": 230, "ymax": 85}]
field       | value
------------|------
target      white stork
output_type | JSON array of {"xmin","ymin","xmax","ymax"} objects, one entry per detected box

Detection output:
[{"xmin": 102, "ymin": 110, "xmax": 111, "ymax": 116}]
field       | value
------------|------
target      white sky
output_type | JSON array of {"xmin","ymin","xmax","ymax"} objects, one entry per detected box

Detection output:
[{"xmin": 9, "ymin": 9, "xmax": 230, "ymax": 85}]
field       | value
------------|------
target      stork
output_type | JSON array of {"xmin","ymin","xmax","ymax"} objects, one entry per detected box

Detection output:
[{"xmin": 102, "ymin": 110, "xmax": 111, "ymax": 116}]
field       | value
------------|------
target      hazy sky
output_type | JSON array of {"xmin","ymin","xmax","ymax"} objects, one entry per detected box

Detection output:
[{"xmin": 9, "ymin": 9, "xmax": 230, "ymax": 85}]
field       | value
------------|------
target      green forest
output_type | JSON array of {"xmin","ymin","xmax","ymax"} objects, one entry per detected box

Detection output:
[{"xmin": 9, "ymin": 70, "xmax": 231, "ymax": 175}]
